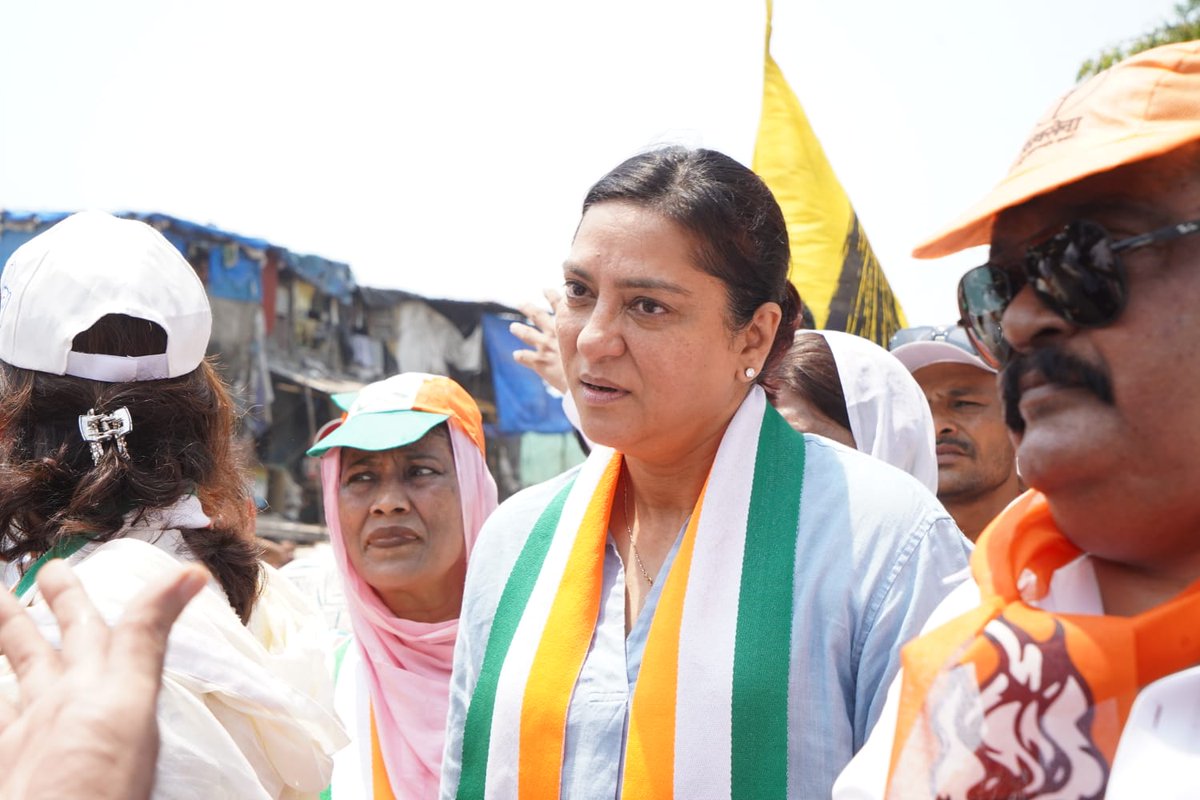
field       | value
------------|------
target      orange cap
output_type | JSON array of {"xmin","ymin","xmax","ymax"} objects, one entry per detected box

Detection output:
[{"xmin": 915, "ymin": 41, "xmax": 1200, "ymax": 259}]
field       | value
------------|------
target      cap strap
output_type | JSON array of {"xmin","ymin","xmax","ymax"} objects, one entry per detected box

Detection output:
[{"xmin": 65, "ymin": 351, "xmax": 170, "ymax": 382}]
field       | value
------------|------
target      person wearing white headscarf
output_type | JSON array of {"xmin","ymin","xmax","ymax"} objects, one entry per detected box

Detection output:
[{"xmin": 764, "ymin": 330, "xmax": 939, "ymax": 493}]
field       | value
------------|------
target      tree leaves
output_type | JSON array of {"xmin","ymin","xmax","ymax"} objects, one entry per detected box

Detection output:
[{"xmin": 1077, "ymin": 0, "xmax": 1200, "ymax": 80}]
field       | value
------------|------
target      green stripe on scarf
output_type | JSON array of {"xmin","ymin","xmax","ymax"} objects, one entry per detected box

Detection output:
[
  {"xmin": 456, "ymin": 477, "xmax": 576, "ymax": 800},
  {"xmin": 731, "ymin": 405, "xmax": 805, "ymax": 797},
  {"xmin": 15, "ymin": 536, "xmax": 90, "ymax": 599}
]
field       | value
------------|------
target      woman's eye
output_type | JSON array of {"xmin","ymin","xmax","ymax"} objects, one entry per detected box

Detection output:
[
  {"xmin": 563, "ymin": 280, "xmax": 590, "ymax": 300},
  {"xmin": 345, "ymin": 470, "xmax": 374, "ymax": 485},
  {"xmin": 632, "ymin": 297, "xmax": 666, "ymax": 315},
  {"xmin": 408, "ymin": 464, "xmax": 443, "ymax": 479}
]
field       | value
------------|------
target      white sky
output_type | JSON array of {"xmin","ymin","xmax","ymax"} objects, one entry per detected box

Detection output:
[{"xmin": 0, "ymin": 0, "xmax": 1182, "ymax": 325}]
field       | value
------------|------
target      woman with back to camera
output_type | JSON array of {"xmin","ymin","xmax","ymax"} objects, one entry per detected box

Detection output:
[
  {"xmin": 307, "ymin": 372, "xmax": 498, "ymax": 799},
  {"xmin": 0, "ymin": 211, "xmax": 345, "ymax": 799},
  {"xmin": 440, "ymin": 147, "xmax": 972, "ymax": 799},
  {"xmin": 765, "ymin": 329, "xmax": 940, "ymax": 492}
]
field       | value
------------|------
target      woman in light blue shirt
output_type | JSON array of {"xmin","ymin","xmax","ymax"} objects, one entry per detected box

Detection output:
[{"xmin": 440, "ymin": 147, "xmax": 970, "ymax": 800}]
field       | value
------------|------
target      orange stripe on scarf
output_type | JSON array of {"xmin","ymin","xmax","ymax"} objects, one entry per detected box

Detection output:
[
  {"xmin": 621, "ymin": 476, "xmax": 709, "ymax": 800},
  {"xmin": 370, "ymin": 704, "xmax": 397, "ymax": 800},
  {"xmin": 517, "ymin": 453, "xmax": 622, "ymax": 798}
]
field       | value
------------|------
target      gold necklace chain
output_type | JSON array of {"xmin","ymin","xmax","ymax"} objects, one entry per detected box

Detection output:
[{"xmin": 622, "ymin": 476, "xmax": 654, "ymax": 586}]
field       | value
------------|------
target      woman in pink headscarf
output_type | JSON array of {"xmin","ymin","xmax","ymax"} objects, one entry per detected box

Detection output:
[{"xmin": 307, "ymin": 372, "xmax": 498, "ymax": 799}]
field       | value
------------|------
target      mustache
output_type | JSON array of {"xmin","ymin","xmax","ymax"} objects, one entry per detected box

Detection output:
[
  {"xmin": 1001, "ymin": 346, "xmax": 1114, "ymax": 434},
  {"xmin": 936, "ymin": 435, "xmax": 974, "ymax": 456}
]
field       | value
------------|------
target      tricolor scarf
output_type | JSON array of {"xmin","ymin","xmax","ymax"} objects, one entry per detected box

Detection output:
[
  {"xmin": 456, "ymin": 386, "xmax": 807, "ymax": 799},
  {"xmin": 322, "ymin": 642, "xmax": 405, "ymax": 800},
  {"xmin": 886, "ymin": 491, "xmax": 1200, "ymax": 799}
]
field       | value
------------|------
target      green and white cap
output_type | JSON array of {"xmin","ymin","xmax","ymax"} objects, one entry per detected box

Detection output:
[{"xmin": 307, "ymin": 372, "xmax": 485, "ymax": 457}]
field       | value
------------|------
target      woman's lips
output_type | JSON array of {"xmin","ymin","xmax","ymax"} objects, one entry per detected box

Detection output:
[
  {"xmin": 365, "ymin": 527, "xmax": 420, "ymax": 548},
  {"xmin": 578, "ymin": 375, "xmax": 629, "ymax": 405}
]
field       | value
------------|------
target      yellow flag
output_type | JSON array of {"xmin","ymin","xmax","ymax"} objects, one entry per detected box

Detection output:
[{"xmin": 752, "ymin": 0, "xmax": 906, "ymax": 344}]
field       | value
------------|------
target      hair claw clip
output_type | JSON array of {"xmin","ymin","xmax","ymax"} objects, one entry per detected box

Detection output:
[{"xmin": 78, "ymin": 407, "xmax": 133, "ymax": 465}]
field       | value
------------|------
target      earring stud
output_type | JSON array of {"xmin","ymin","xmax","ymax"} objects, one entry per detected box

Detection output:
[{"xmin": 744, "ymin": 367, "xmax": 756, "ymax": 379}]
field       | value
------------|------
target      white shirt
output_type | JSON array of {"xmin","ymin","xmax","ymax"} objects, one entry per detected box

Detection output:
[{"xmin": 4, "ymin": 497, "xmax": 348, "ymax": 799}]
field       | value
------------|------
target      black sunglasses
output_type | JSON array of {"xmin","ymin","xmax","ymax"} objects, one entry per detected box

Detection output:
[{"xmin": 957, "ymin": 217, "xmax": 1200, "ymax": 367}]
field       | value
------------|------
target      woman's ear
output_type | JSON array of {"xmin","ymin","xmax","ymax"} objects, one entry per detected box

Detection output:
[{"xmin": 738, "ymin": 301, "xmax": 782, "ymax": 370}]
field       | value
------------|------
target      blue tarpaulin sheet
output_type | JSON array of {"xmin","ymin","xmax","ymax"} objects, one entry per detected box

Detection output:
[
  {"xmin": 481, "ymin": 313, "xmax": 573, "ymax": 434},
  {"xmin": 1, "ymin": 210, "xmax": 350, "ymax": 305},
  {"xmin": 128, "ymin": 212, "xmax": 271, "ymax": 251},
  {"xmin": 0, "ymin": 210, "xmax": 267, "ymax": 302},
  {"xmin": 207, "ymin": 245, "xmax": 262, "ymax": 302},
  {"xmin": 0, "ymin": 211, "xmax": 72, "ymax": 267},
  {"xmin": 282, "ymin": 252, "xmax": 355, "ymax": 302}
]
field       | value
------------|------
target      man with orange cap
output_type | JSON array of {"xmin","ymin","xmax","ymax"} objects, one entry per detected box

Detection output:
[{"xmin": 834, "ymin": 41, "xmax": 1200, "ymax": 798}]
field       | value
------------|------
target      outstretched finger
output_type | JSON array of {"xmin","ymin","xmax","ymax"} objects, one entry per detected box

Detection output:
[
  {"xmin": 511, "ymin": 348, "xmax": 539, "ymax": 368},
  {"xmin": 38, "ymin": 559, "xmax": 110, "ymax": 667},
  {"xmin": 510, "ymin": 320, "xmax": 550, "ymax": 351},
  {"xmin": 0, "ymin": 566, "xmax": 64, "ymax": 701},
  {"xmin": 519, "ymin": 302, "xmax": 555, "ymax": 335},
  {"xmin": 541, "ymin": 287, "xmax": 562, "ymax": 315},
  {"xmin": 109, "ymin": 564, "xmax": 207, "ymax": 682}
]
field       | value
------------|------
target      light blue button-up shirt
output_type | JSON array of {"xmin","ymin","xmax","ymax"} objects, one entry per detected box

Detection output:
[
  {"xmin": 560, "ymin": 532, "xmax": 682, "ymax": 797},
  {"xmin": 441, "ymin": 435, "xmax": 971, "ymax": 799}
]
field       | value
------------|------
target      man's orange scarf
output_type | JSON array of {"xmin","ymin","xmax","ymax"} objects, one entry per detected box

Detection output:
[{"xmin": 885, "ymin": 491, "xmax": 1200, "ymax": 799}]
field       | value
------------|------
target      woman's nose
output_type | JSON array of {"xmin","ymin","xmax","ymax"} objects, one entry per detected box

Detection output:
[
  {"xmin": 574, "ymin": 303, "xmax": 625, "ymax": 361},
  {"xmin": 369, "ymin": 480, "xmax": 411, "ymax": 515}
]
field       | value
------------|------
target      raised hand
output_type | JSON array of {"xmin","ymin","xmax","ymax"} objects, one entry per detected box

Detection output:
[{"xmin": 0, "ymin": 559, "xmax": 207, "ymax": 800}]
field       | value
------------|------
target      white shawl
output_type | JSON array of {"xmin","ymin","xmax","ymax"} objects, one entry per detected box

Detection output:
[{"xmin": 810, "ymin": 330, "xmax": 939, "ymax": 493}]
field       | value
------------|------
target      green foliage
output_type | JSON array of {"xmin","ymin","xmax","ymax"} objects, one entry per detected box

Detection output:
[{"xmin": 1077, "ymin": 0, "xmax": 1200, "ymax": 80}]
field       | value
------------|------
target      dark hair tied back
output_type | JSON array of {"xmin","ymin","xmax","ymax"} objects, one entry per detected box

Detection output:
[{"xmin": 762, "ymin": 332, "xmax": 852, "ymax": 432}]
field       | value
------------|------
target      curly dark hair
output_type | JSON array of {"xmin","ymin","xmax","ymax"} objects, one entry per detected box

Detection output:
[{"xmin": 0, "ymin": 315, "xmax": 262, "ymax": 621}]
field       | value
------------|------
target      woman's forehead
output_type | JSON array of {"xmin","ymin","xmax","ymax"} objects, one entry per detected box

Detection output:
[
  {"xmin": 341, "ymin": 428, "xmax": 453, "ymax": 466},
  {"xmin": 572, "ymin": 203, "xmax": 693, "ymax": 256}
]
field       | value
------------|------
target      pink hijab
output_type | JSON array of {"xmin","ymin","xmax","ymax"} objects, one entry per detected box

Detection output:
[{"xmin": 320, "ymin": 418, "xmax": 498, "ymax": 797}]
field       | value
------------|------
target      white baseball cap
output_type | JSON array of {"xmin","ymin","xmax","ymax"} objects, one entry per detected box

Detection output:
[{"xmin": 0, "ymin": 211, "xmax": 212, "ymax": 381}]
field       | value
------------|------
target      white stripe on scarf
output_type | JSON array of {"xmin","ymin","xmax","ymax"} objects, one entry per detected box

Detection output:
[
  {"xmin": 672, "ymin": 387, "xmax": 764, "ymax": 797},
  {"xmin": 485, "ymin": 446, "xmax": 618, "ymax": 798}
]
